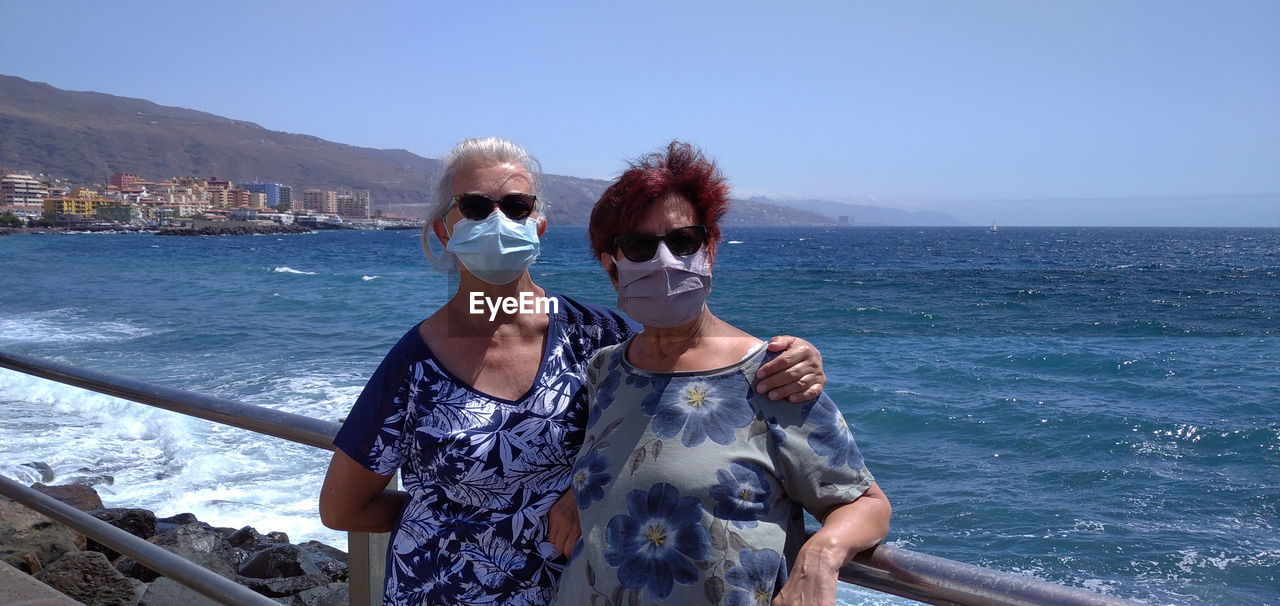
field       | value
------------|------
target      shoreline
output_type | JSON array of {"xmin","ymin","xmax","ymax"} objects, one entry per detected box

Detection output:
[{"xmin": 1, "ymin": 224, "xmax": 412, "ymax": 237}]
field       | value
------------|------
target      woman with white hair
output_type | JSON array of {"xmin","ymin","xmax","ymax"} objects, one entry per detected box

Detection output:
[{"xmin": 318, "ymin": 137, "xmax": 827, "ymax": 605}]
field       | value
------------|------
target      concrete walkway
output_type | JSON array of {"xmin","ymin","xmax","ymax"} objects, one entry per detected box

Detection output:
[{"xmin": 0, "ymin": 560, "xmax": 83, "ymax": 605}]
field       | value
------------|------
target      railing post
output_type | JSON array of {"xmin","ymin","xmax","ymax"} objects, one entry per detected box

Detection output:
[
  {"xmin": 347, "ymin": 472, "xmax": 395, "ymax": 606},
  {"xmin": 347, "ymin": 530, "xmax": 388, "ymax": 606}
]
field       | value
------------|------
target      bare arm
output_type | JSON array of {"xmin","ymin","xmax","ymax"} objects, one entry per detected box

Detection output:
[
  {"xmin": 547, "ymin": 489, "xmax": 581, "ymax": 556},
  {"xmin": 774, "ymin": 483, "xmax": 892, "ymax": 606},
  {"xmin": 756, "ymin": 335, "xmax": 827, "ymax": 402},
  {"xmin": 318, "ymin": 449, "xmax": 406, "ymax": 533}
]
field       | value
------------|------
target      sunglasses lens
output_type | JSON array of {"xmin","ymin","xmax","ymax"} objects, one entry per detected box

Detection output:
[
  {"xmin": 619, "ymin": 235, "xmax": 659, "ymax": 262},
  {"xmin": 665, "ymin": 227, "xmax": 704, "ymax": 256},
  {"xmin": 454, "ymin": 193, "xmax": 536, "ymax": 221},
  {"xmin": 455, "ymin": 194, "xmax": 492, "ymax": 221},
  {"xmin": 498, "ymin": 194, "xmax": 535, "ymax": 220}
]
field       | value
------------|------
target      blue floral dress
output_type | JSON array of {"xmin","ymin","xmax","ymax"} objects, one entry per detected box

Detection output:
[
  {"xmin": 334, "ymin": 292, "xmax": 637, "ymax": 606},
  {"xmin": 552, "ymin": 340, "xmax": 875, "ymax": 606}
]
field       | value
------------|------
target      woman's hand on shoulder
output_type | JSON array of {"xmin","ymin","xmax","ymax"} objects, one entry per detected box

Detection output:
[{"xmin": 756, "ymin": 336, "xmax": 826, "ymax": 402}]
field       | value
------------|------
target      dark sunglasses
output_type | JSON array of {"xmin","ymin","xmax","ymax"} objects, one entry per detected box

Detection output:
[
  {"xmin": 613, "ymin": 225, "xmax": 709, "ymax": 262},
  {"xmin": 452, "ymin": 193, "xmax": 537, "ymax": 221}
]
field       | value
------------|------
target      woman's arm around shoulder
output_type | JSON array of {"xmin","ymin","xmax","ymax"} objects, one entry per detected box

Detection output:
[
  {"xmin": 318, "ymin": 449, "xmax": 406, "ymax": 533},
  {"xmin": 755, "ymin": 336, "xmax": 827, "ymax": 402},
  {"xmin": 774, "ymin": 483, "xmax": 891, "ymax": 606}
]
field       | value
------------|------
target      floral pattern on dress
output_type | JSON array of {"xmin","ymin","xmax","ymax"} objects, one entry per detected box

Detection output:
[
  {"xmin": 604, "ymin": 483, "xmax": 712, "ymax": 599},
  {"xmin": 572, "ymin": 450, "xmax": 613, "ymax": 510},
  {"xmin": 804, "ymin": 397, "xmax": 865, "ymax": 469},
  {"xmin": 725, "ymin": 548, "xmax": 784, "ymax": 606},
  {"xmin": 552, "ymin": 340, "xmax": 876, "ymax": 606},
  {"xmin": 334, "ymin": 293, "xmax": 637, "ymax": 605},
  {"xmin": 647, "ymin": 378, "xmax": 754, "ymax": 447},
  {"xmin": 709, "ymin": 463, "xmax": 773, "ymax": 528}
]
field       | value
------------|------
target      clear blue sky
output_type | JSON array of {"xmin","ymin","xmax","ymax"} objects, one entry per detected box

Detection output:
[{"xmin": 2, "ymin": 1, "xmax": 1277, "ymax": 225}]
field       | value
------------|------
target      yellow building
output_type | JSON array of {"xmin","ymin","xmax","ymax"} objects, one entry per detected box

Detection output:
[{"xmin": 43, "ymin": 196, "xmax": 112, "ymax": 217}]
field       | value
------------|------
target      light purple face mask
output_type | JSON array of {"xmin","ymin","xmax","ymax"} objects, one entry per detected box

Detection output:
[{"xmin": 614, "ymin": 243, "xmax": 712, "ymax": 328}]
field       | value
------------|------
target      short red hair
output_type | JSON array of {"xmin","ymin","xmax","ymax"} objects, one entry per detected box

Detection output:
[{"xmin": 589, "ymin": 141, "xmax": 729, "ymax": 260}]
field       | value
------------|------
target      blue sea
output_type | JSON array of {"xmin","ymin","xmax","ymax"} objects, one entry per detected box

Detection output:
[{"xmin": 1, "ymin": 226, "xmax": 1276, "ymax": 604}]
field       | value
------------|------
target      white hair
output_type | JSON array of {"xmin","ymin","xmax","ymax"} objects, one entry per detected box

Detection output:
[{"xmin": 420, "ymin": 137, "xmax": 545, "ymax": 271}]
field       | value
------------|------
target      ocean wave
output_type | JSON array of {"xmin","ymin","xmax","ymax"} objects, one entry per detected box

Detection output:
[
  {"xmin": 272, "ymin": 267, "xmax": 317, "ymax": 275},
  {"xmin": 0, "ymin": 310, "xmax": 154, "ymax": 345},
  {"xmin": 362, "ymin": 275, "xmax": 380, "ymax": 281}
]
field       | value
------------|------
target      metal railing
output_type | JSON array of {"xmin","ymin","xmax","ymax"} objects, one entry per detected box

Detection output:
[{"xmin": 0, "ymin": 350, "xmax": 1138, "ymax": 606}]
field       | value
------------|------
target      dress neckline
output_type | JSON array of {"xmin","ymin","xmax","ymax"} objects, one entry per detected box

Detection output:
[
  {"xmin": 618, "ymin": 339, "xmax": 767, "ymax": 378},
  {"xmin": 413, "ymin": 290, "xmax": 562, "ymax": 404}
]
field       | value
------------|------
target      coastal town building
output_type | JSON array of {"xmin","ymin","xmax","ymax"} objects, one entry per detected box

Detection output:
[
  {"xmin": 109, "ymin": 173, "xmax": 144, "ymax": 190},
  {"xmin": 335, "ymin": 189, "xmax": 371, "ymax": 219},
  {"xmin": 6, "ymin": 167, "xmax": 397, "ymax": 225},
  {"xmin": 2, "ymin": 173, "xmax": 46, "ymax": 208},
  {"xmin": 303, "ymin": 189, "xmax": 338, "ymax": 214},
  {"xmin": 207, "ymin": 188, "xmax": 250, "ymax": 208},
  {"xmin": 207, "ymin": 188, "xmax": 232, "ymax": 208},
  {"xmin": 43, "ymin": 193, "xmax": 113, "ymax": 217},
  {"xmin": 0, "ymin": 205, "xmax": 43, "ymax": 223},
  {"xmin": 241, "ymin": 181, "xmax": 285, "ymax": 208},
  {"xmin": 95, "ymin": 200, "xmax": 140, "ymax": 223},
  {"xmin": 279, "ymin": 185, "xmax": 293, "ymax": 210}
]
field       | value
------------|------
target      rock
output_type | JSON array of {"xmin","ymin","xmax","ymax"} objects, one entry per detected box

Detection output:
[
  {"xmin": 155, "ymin": 512, "xmax": 199, "ymax": 535},
  {"xmin": 138, "ymin": 577, "xmax": 220, "ymax": 606},
  {"xmin": 65, "ymin": 474, "xmax": 115, "ymax": 488},
  {"xmin": 156, "ymin": 224, "xmax": 312, "ymax": 236},
  {"xmin": 0, "ymin": 495, "xmax": 81, "ymax": 573},
  {"xmin": 32, "ymin": 483, "xmax": 104, "ymax": 511},
  {"xmin": 85, "ymin": 508, "xmax": 157, "ymax": 561},
  {"xmin": 226, "ymin": 525, "xmax": 268, "ymax": 549},
  {"xmin": 266, "ymin": 531, "xmax": 290, "ymax": 544},
  {"xmin": 293, "ymin": 582, "xmax": 351, "ymax": 606},
  {"xmin": 157, "ymin": 512, "xmax": 199, "ymax": 525},
  {"xmin": 239, "ymin": 544, "xmax": 321, "ymax": 579},
  {"xmin": 114, "ymin": 522, "xmax": 237, "ymax": 583},
  {"xmin": 21, "ymin": 462, "xmax": 55, "ymax": 483},
  {"xmin": 297, "ymin": 541, "xmax": 348, "ymax": 582},
  {"xmin": 35, "ymin": 550, "xmax": 145, "ymax": 606},
  {"xmin": 235, "ymin": 572, "xmax": 330, "ymax": 598}
]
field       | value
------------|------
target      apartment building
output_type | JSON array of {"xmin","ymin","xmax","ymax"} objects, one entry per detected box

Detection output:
[
  {"xmin": 241, "ymin": 181, "xmax": 284, "ymax": 207},
  {"xmin": 303, "ymin": 189, "xmax": 338, "ymax": 214},
  {"xmin": 336, "ymin": 189, "xmax": 371, "ymax": 219},
  {"xmin": 2, "ymin": 174, "xmax": 46, "ymax": 207},
  {"xmin": 43, "ymin": 194, "xmax": 112, "ymax": 217},
  {"xmin": 279, "ymin": 185, "xmax": 294, "ymax": 211}
]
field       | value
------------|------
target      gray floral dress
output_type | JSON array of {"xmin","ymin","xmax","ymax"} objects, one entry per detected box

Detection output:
[{"xmin": 552, "ymin": 340, "xmax": 876, "ymax": 606}]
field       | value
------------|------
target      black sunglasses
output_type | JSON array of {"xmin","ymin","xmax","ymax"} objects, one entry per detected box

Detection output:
[
  {"xmin": 613, "ymin": 225, "xmax": 709, "ymax": 262},
  {"xmin": 452, "ymin": 193, "xmax": 537, "ymax": 221}
]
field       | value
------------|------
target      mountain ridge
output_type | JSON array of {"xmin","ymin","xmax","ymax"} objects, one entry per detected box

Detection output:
[{"xmin": 0, "ymin": 74, "xmax": 839, "ymax": 225}]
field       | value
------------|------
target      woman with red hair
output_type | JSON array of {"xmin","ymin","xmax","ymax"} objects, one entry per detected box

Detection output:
[{"xmin": 555, "ymin": 142, "xmax": 891, "ymax": 605}]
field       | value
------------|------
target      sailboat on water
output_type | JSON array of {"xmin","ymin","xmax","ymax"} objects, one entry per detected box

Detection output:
[{"xmin": 988, "ymin": 220, "xmax": 998, "ymax": 232}]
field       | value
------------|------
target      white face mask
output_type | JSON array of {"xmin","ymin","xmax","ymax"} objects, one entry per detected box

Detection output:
[
  {"xmin": 614, "ymin": 243, "xmax": 712, "ymax": 328},
  {"xmin": 445, "ymin": 210, "xmax": 541, "ymax": 285}
]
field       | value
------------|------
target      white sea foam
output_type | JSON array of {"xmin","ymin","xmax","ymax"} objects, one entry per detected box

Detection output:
[
  {"xmin": 272, "ymin": 267, "xmax": 316, "ymax": 275},
  {"xmin": 0, "ymin": 367, "xmax": 344, "ymax": 548},
  {"xmin": 727, "ymin": 240, "xmax": 743, "ymax": 244},
  {"xmin": 0, "ymin": 310, "xmax": 153, "ymax": 345},
  {"xmin": 362, "ymin": 275, "xmax": 380, "ymax": 281}
]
